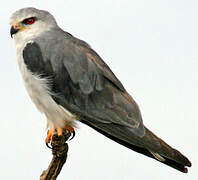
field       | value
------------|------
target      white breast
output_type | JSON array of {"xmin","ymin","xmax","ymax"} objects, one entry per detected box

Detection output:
[{"xmin": 16, "ymin": 41, "xmax": 76, "ymax": 130}]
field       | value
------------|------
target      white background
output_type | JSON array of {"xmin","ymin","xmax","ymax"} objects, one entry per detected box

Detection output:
[{"xmin": 0, "ymin": 0, "xmax": 197, "ymax": 179}]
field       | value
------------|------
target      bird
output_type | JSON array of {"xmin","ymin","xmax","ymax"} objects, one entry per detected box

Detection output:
[{"xmin": 10, "ymin": 7, "xmax": 191, "ymax": 173}]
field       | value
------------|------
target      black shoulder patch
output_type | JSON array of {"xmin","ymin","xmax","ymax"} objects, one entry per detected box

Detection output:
[{"xmin": 23, "ymin": 42, "xmax": 47, "ymax": 76}]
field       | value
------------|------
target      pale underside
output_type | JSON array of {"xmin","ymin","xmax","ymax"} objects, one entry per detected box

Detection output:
[{"xmin": 16, "ymin": 40, "xmax": 76, "ymax": 131}]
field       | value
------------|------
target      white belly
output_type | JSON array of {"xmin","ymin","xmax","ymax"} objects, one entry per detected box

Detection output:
[{"xmin": 16, "ymin": 42, "xmax": 76, "ymax": 130}]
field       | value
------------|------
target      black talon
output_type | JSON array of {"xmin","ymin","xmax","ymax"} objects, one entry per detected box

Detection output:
[
  {"xmin": 62, "ymin": 129, "xmax": 75, "ymax": 141},
  {"xmin": 69, "ymin": 130, "xmax": 75, "ymax": 141},
  {"xmin": 46, "ymin": 142, "xmax": 52, "ymax": 149}
]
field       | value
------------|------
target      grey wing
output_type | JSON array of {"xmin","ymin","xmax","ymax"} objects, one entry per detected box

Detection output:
[
  {"xmin": 23, "ymin": 37, "xmax": 192, "ymax": 173},
  {"xmin": 23, "ymin": 37, "xmax": 145, "ymax": 137}
]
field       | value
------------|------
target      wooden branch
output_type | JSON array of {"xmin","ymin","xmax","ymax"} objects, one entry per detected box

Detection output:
[{"xmin": 40, "ymin": 131, "xmax": 71, "ymax": 180}]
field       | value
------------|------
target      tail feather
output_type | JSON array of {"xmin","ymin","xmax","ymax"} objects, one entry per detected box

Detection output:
[
  {"xmin": 149, "ymin": 151, "xmax": 165, "ymax": 162},
  {"xmin": 142, "ymin": 127, "xmax": 192, "ymax": 170},
  {"xmin": 81, "ymin": 120, "xmax": 192, "ymax": 173}
]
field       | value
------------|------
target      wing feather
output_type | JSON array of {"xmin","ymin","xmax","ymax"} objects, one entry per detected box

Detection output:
[{"xmin": 23, "ymin": 36, "xmax": 145, "ymax": 137}]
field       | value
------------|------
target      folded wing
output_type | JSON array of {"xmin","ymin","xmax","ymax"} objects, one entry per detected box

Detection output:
[{"xmin": 23, "ymin": 35, "xmax": 145, "ymax": 137}]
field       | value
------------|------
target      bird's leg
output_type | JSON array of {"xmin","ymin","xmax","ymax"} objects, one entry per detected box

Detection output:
[
  {"xmin": 64, "ymin": 125, "xmax": 75, "ymax": 140},
  {"xmin": 46, "ymin": 129, "xmax": 53, "ymax": 144},
  {"xmin": 45, "ymin": 125, "xmax": 75, "ymax": 148},
  {"xmin": 65, "ymin": 125, "xmax": 74, "ymax": 134},
  {"xmin": 56, "ymin": 125, "xmax": 75, "ymax": 136},
  {"xmin": 57, "ymin": 126, "xmax": 75, "ymax": 140},
  {"xmin": 57, "ymin": 128, "xmax": 63, "ymax": 136}
]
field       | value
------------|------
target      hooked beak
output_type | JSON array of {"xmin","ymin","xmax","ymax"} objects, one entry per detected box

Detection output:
[{"xmin": 10, "ymin": 26, "xmax": 19, "ymax": 38}]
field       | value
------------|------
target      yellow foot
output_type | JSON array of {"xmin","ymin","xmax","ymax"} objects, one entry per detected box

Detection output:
[
  {"xmin": 45, "ymin": 130, "xmax": 52, "ymax": 144},
  {"xmin": 65, "ymin": 125, "xmax": 75, "ymax": 140},
  {"xmin": 65, "ymin": 125, "xmax": 75, "ymax": 134},
  {"xmin": 57, "ymin": 128, "xmax": 63, "ymax": 136},
  {"xmin": 56, "ymin": 126, "xmax": 75, "ymax": 136},
  {"xmin": 45, "ymin": 126, "xmax": 75, "ymax": 145}
]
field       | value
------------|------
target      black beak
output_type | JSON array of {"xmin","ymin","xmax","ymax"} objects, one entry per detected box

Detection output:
[{"xmin": 10, "ymin": 26, "xmax": 19, "ymax": 38}]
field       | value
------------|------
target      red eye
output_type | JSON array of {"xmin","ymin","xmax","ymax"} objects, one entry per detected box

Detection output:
[
  {"xmin": 27, "ymin": 18, "xmax": 35, "ymax": 24},
  {"xmin": 23, "ymin": 17, "xmax": 36, "ymax": 25}
]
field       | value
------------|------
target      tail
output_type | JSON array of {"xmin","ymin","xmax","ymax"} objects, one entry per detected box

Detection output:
[
  {"xmin": 135, "ymin": 127, "xmax": 192, "ymax": 173},
  {"xmin": 81, "ymin": 120, "xmax": 192, "ymax": 173}
]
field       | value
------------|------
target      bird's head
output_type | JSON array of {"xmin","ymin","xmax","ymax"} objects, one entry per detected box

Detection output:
[{"xmin": 10, "ymin": 7, "xmax": 57, "ymax": 40}]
